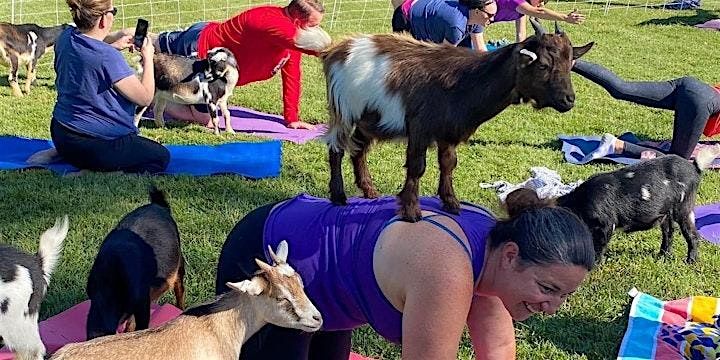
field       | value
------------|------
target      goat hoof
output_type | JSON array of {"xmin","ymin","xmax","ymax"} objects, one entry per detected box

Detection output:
[
  {"xmin": 685, "ymin": 255, "xmax": 697, "ymax": 264},
  {"xmin": 363, "ymin": 188, "xmax": 379, "ymax": 199},
  {"xmin": 398, "ymin": 206, "xmax": 422, "ymax": 223},
  {"xmin": 330, "ymin": 193, "xmax": 348, "ymax": 205},
  {"xmin": 442, "ymin": 201, "xmax": 461, "ymax": 215}
]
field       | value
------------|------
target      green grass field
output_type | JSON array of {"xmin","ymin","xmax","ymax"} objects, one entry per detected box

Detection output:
[{"xmin": 1, "ymin": 1, "xmax": 720, "ymax": 358}]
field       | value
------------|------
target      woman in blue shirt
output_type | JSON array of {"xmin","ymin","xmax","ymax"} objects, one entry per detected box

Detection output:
[{"xmin": 48, "ymin": 0, "xmax": 165, "ymax": 174}]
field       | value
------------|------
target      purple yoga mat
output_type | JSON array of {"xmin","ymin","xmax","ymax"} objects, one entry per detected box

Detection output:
[
  {"xmin": 695, "ymin": 203, "xmax": 720, "ymax": 245},
  {"xmin": 142, "ymin": 105, "xmax": 327, "ymax": 144}
]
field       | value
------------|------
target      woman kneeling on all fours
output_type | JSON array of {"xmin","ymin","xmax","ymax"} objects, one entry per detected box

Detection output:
[{"xmin": 215, "ymin": 190, "xmax": 595, "ymax": 359}]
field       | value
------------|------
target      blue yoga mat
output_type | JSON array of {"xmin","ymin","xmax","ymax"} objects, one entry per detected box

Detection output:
[{"xmin": 0, "ymin": 136, "xmax": 282, "ymax": 178}]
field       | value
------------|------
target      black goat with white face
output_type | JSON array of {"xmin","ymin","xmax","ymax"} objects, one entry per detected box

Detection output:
[
  {"xmin": 556, "ymin": 146, "xmax": 720, "ymax": 264},
  {"xmin": 134, "ymin": 47, "xmax": 239, "ymax": 135}
]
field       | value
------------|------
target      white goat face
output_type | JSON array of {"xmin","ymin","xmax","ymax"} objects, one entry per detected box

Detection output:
[
  {"xmin": 226, "ymin": 241, "xmax": 323, "ymax": 332},
  {"xmin": 206, "ymin": 47, "xmax": 237, "ymax": 77}
]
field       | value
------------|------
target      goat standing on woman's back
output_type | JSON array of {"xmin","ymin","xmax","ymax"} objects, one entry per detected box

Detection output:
[
  {"xmin": 51, "ymin": 241, "xmax": 322, "ymax": 360},
  {"xmin": 322, "ymin": 20, "xmax": 594, "ymax": 222}
]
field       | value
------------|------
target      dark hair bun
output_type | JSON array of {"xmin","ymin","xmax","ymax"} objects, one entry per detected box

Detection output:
[{"xmin": 504, "ymin": 188, "xmax": 551, "ymax": 218}]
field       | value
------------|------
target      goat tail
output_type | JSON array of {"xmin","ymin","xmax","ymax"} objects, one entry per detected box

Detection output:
[
  {"xmin": 693, "ymin": 144, "xmax": 720, "ymax": 172},
  {"xmin": 38, "ymin": 215, "xmax": 69, "ymax": 281},
  {"xmin": 295, "ymin": 26, "xmax": 332, "ymax": 53},
  {"xmin": 149, "ymin": 184, "xmax": 171, "ymax": 209}
]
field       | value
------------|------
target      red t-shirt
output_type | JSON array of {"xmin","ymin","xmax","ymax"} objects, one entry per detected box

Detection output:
[
  {"xmin": 702, "ymin": 85, "xmax": 720, "ymax": 137},
  {"xmin": 197, "ymin": 6, "xmax": 319, "ymax": 123}
]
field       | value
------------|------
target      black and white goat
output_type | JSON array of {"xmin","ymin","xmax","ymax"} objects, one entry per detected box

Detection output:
[
  {"xmin": 555, "ymin": 146, "xmax": 720, "ymax": 264},
  {"xmin": 0, "ymin": 22, "xmax": 71, "ymax": 97},
  {"xmin": 0, "ymin": 216, "xmax": 69, "ymax": 360},
  {"xmin": 134, "ymin": 47, "xmax": 239, "ymax": 135},
  {"xmin": 86, "ymin": 186, "xmax": 185, "ymax": 340},
  {"xmin": 323, "ymin": 20, "xmax": 594, "ymax": 222}
]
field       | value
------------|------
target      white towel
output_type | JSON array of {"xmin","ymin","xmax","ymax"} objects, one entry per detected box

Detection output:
[{"xmin": 480, "ymin": 167, "xmax": 583, "ymax": 202}]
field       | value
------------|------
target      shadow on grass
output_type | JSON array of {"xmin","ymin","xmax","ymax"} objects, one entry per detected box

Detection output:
[
  {"xmin": 467, "ymin": 138, "xmax": 561, "ymax": 151},
  {"xmin": 637, "ymin": 8, "xmax": 720, "ymax": 26},
  {"xmin": 521, "ymin": 310, "xmax": 630, "ymax": 359}
]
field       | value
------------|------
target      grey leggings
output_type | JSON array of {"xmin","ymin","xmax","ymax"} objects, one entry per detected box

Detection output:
[{"xmin": 573, "ymin": 59, "xmax": 720, "ymax": 159}]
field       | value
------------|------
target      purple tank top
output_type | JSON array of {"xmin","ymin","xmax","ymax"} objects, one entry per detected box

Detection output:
[{"xmin": 263, "ymin": 194, "xmax": 495, "ymax": 343}]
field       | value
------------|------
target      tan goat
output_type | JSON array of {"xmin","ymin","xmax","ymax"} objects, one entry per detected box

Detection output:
[{"xmin": 50, "ymin": 241, "xmax": 322, "ymax": 360}]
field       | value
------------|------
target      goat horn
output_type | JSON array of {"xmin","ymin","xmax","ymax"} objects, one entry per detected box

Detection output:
[
  {"xmin": 267, "ymin": 245, "xmax": 281, "ymax": 265},
  {"xmin": 530, "ymin": 17, "xmax": 546, "ymax": 36},
  {"xmin": 554, "ymin": 21, "xmax": 565, "ymax": 34}
]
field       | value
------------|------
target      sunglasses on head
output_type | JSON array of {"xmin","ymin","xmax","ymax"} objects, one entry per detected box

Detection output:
[{"xmin": 105, "ymin": 6, "xmax": 118, "ymax": 16}]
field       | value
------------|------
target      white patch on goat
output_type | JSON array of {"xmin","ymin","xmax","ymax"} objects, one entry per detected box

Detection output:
[
  {"xmin": 327, "ymin": 36, "xmax": 407, "ymax": 136},
  {"xmin": 276, "ymin": 264, "xmax": 296, "ymax": 277},
  {"xmin": 624, "ymin": 172, "xmax": 634, "ymax": 178},
  {"xmin": 680, "ymin": 191, "xmax": 685, "ymax": 202},
  {"xmin": 689, "ymin": 211, "xmax": 695, "ymax": 225},
  {"xmin": 209, "ymin": 50, "xmax": 228, "ymax": 63},
  {"xmin": 0, "ymin": 265, "xmax": 44, "ymax": 357},
  {"xmin": 641, "ymin": 186, "xmax": 651, "ymax": 201},
  {"xmin": 662, "ymin": 179, "xmax": 670, "ymax": 186},
  {"xmin": 27, "ymin": 31, "xmax": 38, "ymax": 60},
  {"xmin": 199, "ymin": 79, "xmax": 211, "ymax": 104}
]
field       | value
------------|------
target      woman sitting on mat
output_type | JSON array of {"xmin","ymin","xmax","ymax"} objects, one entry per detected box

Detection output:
[
  {"xmin": 215, "ymin": 191, "xmax": 595, "ymax": 359},
  {"xmin": 40, "ymin": 0, "xmax": 166, "ymax": 174},
  {"xmin": 573, "ymin": 59, "xmax": 720, "ymax": 162}
]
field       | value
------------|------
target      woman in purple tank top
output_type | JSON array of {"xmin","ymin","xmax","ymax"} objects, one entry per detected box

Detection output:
[{"xmin": 215, "ymin": 190, "xmax": 595, "ymax": 359}]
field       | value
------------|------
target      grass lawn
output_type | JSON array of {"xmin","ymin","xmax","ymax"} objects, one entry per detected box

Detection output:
[{"xmin": 1, "ymin": 1, "xmax": 720, "ymax": 358}]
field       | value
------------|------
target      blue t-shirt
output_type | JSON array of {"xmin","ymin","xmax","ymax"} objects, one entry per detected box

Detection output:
[
  {"xmin": 52, "ymin": 27, "xmax": 136, "ymax": 140},
  {"xmin": 409, "ymin": 0, "xmax": 483, "ymax": 46}
]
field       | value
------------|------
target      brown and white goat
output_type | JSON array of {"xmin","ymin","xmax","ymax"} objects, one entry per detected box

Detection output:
[
  {"xmin": 323, "ymin": 20, "xmax": 594, "ymax": 222},
  {"xmin": 134, "ymin": 47, "xmax": 239, "ymax": 135},
  {"xmin": 0, "ymin": 22, "xmax": 70, "ymax": 97},
  {"xmin": 0, "ymin": 216, "xmax": 69, "ymax": 360},
  {"xmin": 51, "ymin": 241, "xmax": 322, "ymax": 360}
]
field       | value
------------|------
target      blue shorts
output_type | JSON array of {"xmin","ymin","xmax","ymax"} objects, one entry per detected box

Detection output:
[{"xmin": 157, "ymin": 22, "xmax": 208, "ymax": 56}]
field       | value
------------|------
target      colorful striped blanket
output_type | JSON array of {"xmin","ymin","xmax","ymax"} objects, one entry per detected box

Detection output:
[{"xmin": 618, "ymin": 288, "xmax": 720, "ymax": 359}]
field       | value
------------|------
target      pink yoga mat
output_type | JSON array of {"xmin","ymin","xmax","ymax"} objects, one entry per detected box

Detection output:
[{"xmin": 0, "ymin": 300, "xmax": 375, "ymax": 359}]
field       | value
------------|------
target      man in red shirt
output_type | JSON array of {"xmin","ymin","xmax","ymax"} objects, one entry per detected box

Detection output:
[{"xmin": 107, "ymin": 0, "xmax": 329, "ymax": 130}]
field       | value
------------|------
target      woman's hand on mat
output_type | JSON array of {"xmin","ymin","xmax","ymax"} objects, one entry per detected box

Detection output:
[
  {"xmin": 111, "ymin": 35, "xmax": 134, "ymax": 51},
  {"xmin": 288, "ymin": 121, "xmax": 316, "ymax": 130},
  {"xmin": 564, "ymin": 10, "xmax": 585, "ymax": 24}
]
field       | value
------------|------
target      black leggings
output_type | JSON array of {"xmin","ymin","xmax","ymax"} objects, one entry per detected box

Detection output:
[
  {"xmin": 391, "ymin": 6, "xmax": 410, "ymax": 33},
  {"xmin": 215, "ymin": 203, "xmax": 353, "ymax": 360},
  {"xmin": 573, "ymin": 59, "xmax": 720, "ymax": 159},
  {"xmin": 51, "ymin": 119, "xmax": 169, "ymax": 174}
]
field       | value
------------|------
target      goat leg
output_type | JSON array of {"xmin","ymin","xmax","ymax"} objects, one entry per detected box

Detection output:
[
  {"xmin": 174, "ymin": 257, "xmax": 187, "ymax": 309},
  {"xmin": 219, "ymin": 100, "xmax": 235, "ymax": 134},
  {"xmin": 397, "ymin": 140, "xmax": 429, "ymax": 222},
  {"xmin": 591, "ymin": 225, "xmax": 612, "ymax": 263},
  {"xmin": 130, "ymin": 297, "xmax": 151, "ymax": 332},
  {"xmin": 24, "ymin": 59, "xmax": 36, "ymax": 94},
  {"xmin": 152, "ymin": 98, "xmax": 167, "ymax": 128},
  {"xmin": 659, "ymin": 215, "xmax": 674, "ymax": 258},
  {"xmin": 437, "ymin": 141, "xmax": 460, "ymax": 214},
  {"xmin": 329, "ymin": 148, "xmax": 348, "ymax": 205},
  {"xmin": 351, "ymin": 133, "xmax": 378, "ymax": 199},
  {"xmin": 8, "ymin": 55, "xmax": 23, "ymax": 97},
  {"xmin": 677, "ymin": 210, "xmax": 699, "ymax": 264},
  {"xmin": 208, "ymin": 102, "xmax": 220, "ymax": 135}
]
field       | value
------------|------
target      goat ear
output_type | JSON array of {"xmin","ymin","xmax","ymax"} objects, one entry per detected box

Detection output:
[
  {"xmin": 227, "ymin": 278, "xmax": 266, "ymax": 296},
  {"xmin": 274, "ymin": 241, "xmax": 289, "ymax": 263},
  {"xmin": 255, "ymin": 258, "xmax": 274, "ymax": 273},
  {"xmin": 572, "ymin": 42, "xmax": 594, "ymax": 59}
]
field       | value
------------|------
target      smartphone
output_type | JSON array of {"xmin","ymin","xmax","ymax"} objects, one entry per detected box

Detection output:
[{"xmin": 133, "ymin": 18, "xmax": 149, "ymax": 49}]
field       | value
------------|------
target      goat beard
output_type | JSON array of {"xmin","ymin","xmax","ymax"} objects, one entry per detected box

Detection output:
[{"xmin": 294, "ymin": 26, "xmax": 332, "ymax": 52}]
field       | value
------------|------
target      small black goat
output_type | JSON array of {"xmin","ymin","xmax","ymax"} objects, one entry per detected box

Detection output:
[
  {"xmin": 0, "ymin": 216, "xmax": 69, "ymax": 360},
  {"xmin": 555, "ymin": 146, "xmax": 720, "ymax": 263},
  {"xmin": 134, "ymin": 47, "xmax": 239, "ymax": 135},
  {"xmin": 0, "ymin": 22, "xmax": 71, "ymax": 96},
  {"xmin": 86, "ymin": 186, "xmax": 186, "ymax": 340}
]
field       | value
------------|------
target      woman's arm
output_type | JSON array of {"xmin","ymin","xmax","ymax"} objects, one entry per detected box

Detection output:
[
  {"xmin": 470, "ymin": 32, "xmax": 488, "ymax": 53},
  {"xmin": 114, "ymin": 38, "xmax": 155, "ymax": 107},
  {"xmin": 467, "ymin": 295, "xmax": 516, "ymax": 360},
  {"xmin": 515, "ymin": 16, "xmax": 527, "ymax": 42},
  {"xmin": 515, "ymin": 3, "xmax": 585, "ymax": 24}
]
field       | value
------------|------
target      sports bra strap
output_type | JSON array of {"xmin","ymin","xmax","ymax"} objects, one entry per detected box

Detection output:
[{"xmin": 384, "ymin": 215, "xmax": 472, "ymax": 260}]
